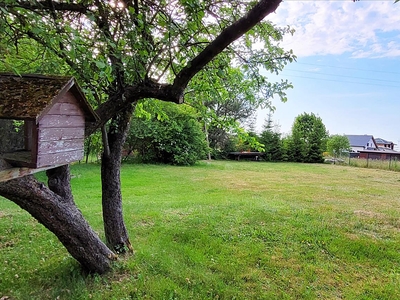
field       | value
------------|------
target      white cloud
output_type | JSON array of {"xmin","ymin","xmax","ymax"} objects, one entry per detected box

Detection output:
[{"xmin": 267, "ymin": 0, "xmax": 400, "ymax": 58}]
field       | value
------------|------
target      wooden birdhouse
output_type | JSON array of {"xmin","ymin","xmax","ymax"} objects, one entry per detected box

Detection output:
[{"xmin": 0, "ymin": 74, "xmax": 98, "ymax": 171}]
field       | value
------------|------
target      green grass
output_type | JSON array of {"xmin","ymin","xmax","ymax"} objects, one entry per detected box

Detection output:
[{"xmin": 1, "ymin": 161, "xmax": 400, "ymax": 299}]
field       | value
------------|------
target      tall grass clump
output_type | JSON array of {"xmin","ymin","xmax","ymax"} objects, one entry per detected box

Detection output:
[{"xmin": 349, "ymin": 157, "xmax": 400, "ymax": 171}]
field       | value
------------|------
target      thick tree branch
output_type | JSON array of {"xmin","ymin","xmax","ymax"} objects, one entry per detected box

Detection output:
[
  {"xmin": 86, "ymin": 78, "xmax": 177, "ymax": 135},
  {"xmin": 172, "ymin": 0, "xmax": 282, "ymax": 90},
  {"xmin": 9, "ymin": 1, "xmax": 89, "ymax": 13}
]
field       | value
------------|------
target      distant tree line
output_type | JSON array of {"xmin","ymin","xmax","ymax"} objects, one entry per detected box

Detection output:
[
  {"xmin": 240, "ymin": 112, "xmax": 329, "ymax": 163},
  {"xmin": 84, "ymin": 108, "xmax": 347, "ymax": 165}
]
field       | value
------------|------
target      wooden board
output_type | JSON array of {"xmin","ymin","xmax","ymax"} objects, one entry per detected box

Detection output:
[
  {"xmin": 38, "ymin": 139, "xmax": 84, "ymax": 155},
  {"xmin": 1, "ymin": 151, "xmax": 33, "ymax": 167},
  {"xmin": 0, "ymin": 164, "xmax": 64, "ymax": 183},
  {"xmin": 47, "ymin": 102, "xmax": 83, "ymax": 116},
  {"xmin": 39, "ymin": 115, "xmax": 85, "ymax": 128},
  {"xmin": 1, "ymin": 151, "xmax": 31, "ymax": 163},
  {"xmin": 36, "ymin": 150, "xmax": 83, "ymax": 168},
  {"xmin": 38, "ymin": 127, "xmax": 85, "ymax": 142}
]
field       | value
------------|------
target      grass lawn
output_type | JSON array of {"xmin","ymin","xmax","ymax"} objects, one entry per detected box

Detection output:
[{"xmin": 1, "ymin": 161, "xmax": 399, "ymax": 299}]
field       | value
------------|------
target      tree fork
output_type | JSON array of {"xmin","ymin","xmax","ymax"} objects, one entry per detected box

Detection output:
[{"xmin": 46, "ymin": 165, "xmax": 74, "ymax": 203}]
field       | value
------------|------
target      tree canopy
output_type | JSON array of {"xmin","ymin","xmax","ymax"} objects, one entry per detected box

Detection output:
[
  {"xmin": 290, "ymin": 112, "xmax": 328, "ymax": 163},
  {"xmin": 259, "ymin": 112, "xmax": 282, "ymax": 161},
  {"xmin": 0, "ymin": 0, "xmax": 294, "ymax": 119},
  {"xmin": 327, "ymin": 135, "xmax": 351, "ymax": 158}
]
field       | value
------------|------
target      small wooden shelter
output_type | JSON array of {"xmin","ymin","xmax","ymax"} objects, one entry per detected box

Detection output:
[{"xmin": 0, "ymin": 74, "xmax": 98, "ymax": 171}]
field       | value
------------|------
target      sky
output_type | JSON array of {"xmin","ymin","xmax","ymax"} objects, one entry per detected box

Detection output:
[{"xmin": 255, "ymin": 0, "xmax": 400, "ymax": 149}]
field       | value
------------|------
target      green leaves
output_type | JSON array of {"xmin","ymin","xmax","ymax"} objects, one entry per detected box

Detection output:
[
  {"xmin": 327, "ymin": 135, "xmax": 351, "ymax": 157},
  {"xmin": 1, "ymin": 0, "xmax": 295, "ymax": 105},
  {"xmin": 95, "ymin": 60, "xmax": 106, "ymax": 69},
  {"xmin": 127, "ymin": 101, "xmax": 208, "ymax": 165},
  {"xmin": 291, "ymin": 113, "xmax": 328, "ymax": 163}
]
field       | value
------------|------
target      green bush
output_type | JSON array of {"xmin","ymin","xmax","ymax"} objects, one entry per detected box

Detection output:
[{"xmin": 125, "ymin": 102, "xmax": 208, "ymax": 165}]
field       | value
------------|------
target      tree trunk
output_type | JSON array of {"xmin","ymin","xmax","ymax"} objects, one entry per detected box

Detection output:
[
  {"xmin": 0, "ymin": 164, "xmax": 116, "ymax": 274},
  {"xmin": 101, "ymin": 105, "xmax": 135, "ymax": 253}
]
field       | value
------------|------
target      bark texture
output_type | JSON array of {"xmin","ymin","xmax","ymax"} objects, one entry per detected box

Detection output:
[
  {"xmin": 0, "ymin": 164, "xmax": 116, "ymax": 274},
  {"xmin": 101, "ymin": 105, "xmax": 135, "ymax": 253}
]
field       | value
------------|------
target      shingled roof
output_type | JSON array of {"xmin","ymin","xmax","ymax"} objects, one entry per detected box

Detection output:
[
  {"xmin": 0, "ymin": 73, "xmax": 98, "ymax": 122},
  {"xmin": 345, "ymin": 135, "xmax": 376, "ymax": 148},
  {"xmin": 375, "ymin": 138, "xmax": 394, "ymax": 145}
]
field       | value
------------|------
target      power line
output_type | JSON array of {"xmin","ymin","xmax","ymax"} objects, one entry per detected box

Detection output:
[
  {"xmin": 280, "ymin": 74, "xmax": 400, "ymax": 88},
  {"xmin": 294, "ymin": 62, "xmax": 400, "ymax": 75},
  {"xmin": 284, "ymin": 68, "xmax": 400, "ymax": 84}
]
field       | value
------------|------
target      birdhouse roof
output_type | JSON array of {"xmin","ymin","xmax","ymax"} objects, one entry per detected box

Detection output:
[{"xmin": 0, "ymin": 73, "xmax": 98, "ymax": 122}]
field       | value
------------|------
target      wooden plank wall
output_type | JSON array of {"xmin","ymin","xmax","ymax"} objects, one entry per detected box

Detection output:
[{"xmin": 37, "ymin": 91, "xmax": 85, "ymax": 168}]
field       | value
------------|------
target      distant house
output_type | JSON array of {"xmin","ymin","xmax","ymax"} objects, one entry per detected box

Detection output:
[
  {"xmin": 375, "ymin": 138, "xmax": 396, "ymax": 150},
  {"xmin": 345, "ymin": 135, "xmax": 378, "ymax": 152},
  {"xmin": 358, "ymin": 149, "xmax": 400, "ymax": 160},
  {"xmin": 345, "ymin": 134, "xmax": 400, "ymax": 160}
]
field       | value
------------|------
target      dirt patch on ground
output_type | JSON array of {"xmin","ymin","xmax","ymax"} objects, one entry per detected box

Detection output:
[
  {"xmin": 353, "ymin": 210, "xmax": 384, "ymax": 218},
  {"xmin": 353, "ymin": 210, "xmax": 400, "ymax": 236},
  {"xmin": 136, "ymin": 219, "xmax": 155, "ymax": 227}
]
